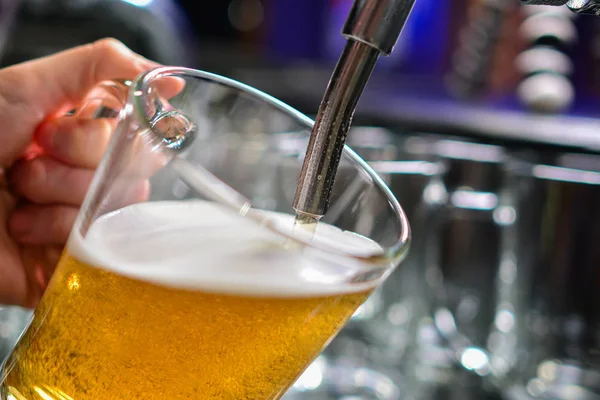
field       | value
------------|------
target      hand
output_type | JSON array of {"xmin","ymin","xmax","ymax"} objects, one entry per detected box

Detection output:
[{"xmin": 0, "ymin": 38, "xmax": 160, "ymax": 307}]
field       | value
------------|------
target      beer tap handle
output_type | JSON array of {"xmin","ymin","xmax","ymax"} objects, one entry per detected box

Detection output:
[
  {"xmin": 519, "ymin": 0, "xmax": 568, "ymax": 4},
  {"xmin": 520, "ymin": 0, "xmax": 600, "ymax": 15}
]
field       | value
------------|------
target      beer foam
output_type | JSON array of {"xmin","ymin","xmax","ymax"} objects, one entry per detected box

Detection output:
[{"xmin": 69, "ymin": 201, "xmax": 386, "ymax": 297}]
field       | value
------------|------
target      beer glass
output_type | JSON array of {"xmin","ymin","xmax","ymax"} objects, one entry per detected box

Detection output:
[
  {"xmin": 0, "ymin": 67, "xmax": 410, "ymax": 400},
  {"xmin": 423, "ymin": 140, "xmax": 507, "ymax": 368}
]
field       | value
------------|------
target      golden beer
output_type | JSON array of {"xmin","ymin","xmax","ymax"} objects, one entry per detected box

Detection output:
[{"xmin": 1, "ymin": 201, "xmax": 380, "ymax": 400}]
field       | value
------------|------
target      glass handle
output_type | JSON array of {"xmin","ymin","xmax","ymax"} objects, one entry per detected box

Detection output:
[{"xmin": 74, "ymin": 78, "xmax": 253, "ymax": 219}]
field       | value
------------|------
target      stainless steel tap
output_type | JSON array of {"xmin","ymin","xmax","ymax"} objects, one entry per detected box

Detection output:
[
  {"xmin": 521, "ymin": 0, "xmax": 600, "ymax": 14},
  {"xmin": 293, "ymin": 0, "xmax": 417, "ymax": 218},
  {"xmin": 293, "ymin": 0, "xmax": 600, "ymax": 220}
]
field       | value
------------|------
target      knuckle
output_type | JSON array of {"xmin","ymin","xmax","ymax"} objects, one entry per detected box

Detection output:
[
  {"xmin": 62, "ymin": 120, "xmax": 88, "ymax": 158},
  {"xmin": 91, "ymin": 38, "xmax": 128, "ymax": 58},
  {"xmin": 70, "ymin": 119, "xmax": 113, "ymax": 166},
  {"xmin": 73, "ymin": 117, "xmax": 92, "ymax": 132},
  {"xmin": 60, "ymin": 118, "xmax": 87, "ymax": 139},
  {"xmin": 86, "ymin": 38, "xmax": 132, "ymax": 84},
  {"xmin": 20, "ymin": 159, "xmax": 48, "ymax": 202}
]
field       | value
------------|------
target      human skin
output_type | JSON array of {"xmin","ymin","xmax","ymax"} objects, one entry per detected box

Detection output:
[{"xmin": 0, "ymin": 38, "xmax": 160, "ymax": 307}]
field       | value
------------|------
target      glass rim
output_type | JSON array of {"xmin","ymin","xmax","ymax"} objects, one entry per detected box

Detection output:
[
  {"xmin": 129, "ymin": 66, "xmax": 411, "ymax": 266},
  {"xmin": 507, "ymin": 151, "xmax": 600, "ymax": 185}
]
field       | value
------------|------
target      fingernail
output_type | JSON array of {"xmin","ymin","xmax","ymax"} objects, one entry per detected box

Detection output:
[{"xmin": 10, "ymin": 212, "xmax": 31, "ymax": 238}]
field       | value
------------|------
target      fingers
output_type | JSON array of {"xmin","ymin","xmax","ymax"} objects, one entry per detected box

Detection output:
[
  {"xmin": 151, "ymin": 76, "xmax": 186, "ymax": 100},
  {"xmin": 18, "ymin": 244, "xmax": 63, "ymax": 307},
  {"xmin": 35, "ymin": 116, "xmax": 115, "ymax": 168},
  {"xmin": 9, "ymin": 179, "xmax": 150, "ymax": 246},
  {"xmin": 9, "ymin": 110, "xmax": 154, "ymax": 248},
  {"xmin": 9, "ymin": 205, "xmax": 79, "ymax": 245},
  {"xmin": 11, "ymin": 116, "xmax": 115, "ymax": 208},
  {"xmin": 10, "ymin": 38, "xmax": 160, "ymax": 116},
  {"xmin": 8, "ymin": 156, "xmax": 95, "ymax": 206},
  {"xmin": 34, "ymin": 245, "xmax": 62, "ymax": 289},
  {"xmin": 0, "ymin": 38, "xmax": 161, "ymax": 165}
]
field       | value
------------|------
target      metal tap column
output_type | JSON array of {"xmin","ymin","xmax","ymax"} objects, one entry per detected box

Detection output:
[{"xmin": 293, "ymin": 0, "xmax": 417, "ymax": 217}]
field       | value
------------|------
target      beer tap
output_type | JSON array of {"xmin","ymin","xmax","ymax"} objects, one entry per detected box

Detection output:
[
  {"xmin": 520, "ymin": 0, "xmax": 600, "ymax": 14},
  {"xmin": 292, "ymin": 0, "xmax": 598, "ymax": 222},
  {"xmin": 293, "ymin": 0, "xmax": 417, "ymax": 220}
]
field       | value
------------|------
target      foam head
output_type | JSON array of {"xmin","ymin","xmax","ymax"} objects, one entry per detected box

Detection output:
[{"xmin": 69, "ymin": 201, "xmax": 384, "ymax": 297}]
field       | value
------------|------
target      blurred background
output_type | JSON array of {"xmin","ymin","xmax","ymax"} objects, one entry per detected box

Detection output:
[
  {"xmin": 2, "ymin": 0, "xmax": 600, "ymax": 131},
  {"xmin": 3, "ymin": 0, "xmax": 600, "ymax": 399}
]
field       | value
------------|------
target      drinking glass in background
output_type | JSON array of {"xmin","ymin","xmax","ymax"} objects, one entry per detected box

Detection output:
[
  {"xmin": 422, "ymin": 139, "xmax": 508, "ymax": 377},
  {"xmin": 286, "ymin": 136, "xmax": 513, "ymax": 400},
  {"xmin": 406, "ymin": 143, "xmax": 600, "ymax": 400},
  {"xmin": 343, "ymin": 131, "xmax": 447, "ymax": 368},
  {"xmin": 490, "ymin": 151, "xmax": 600, "ymax": 400},
  {"xmin": 286, "ymin": 130, "xmax": 449, "ymax": 400}
]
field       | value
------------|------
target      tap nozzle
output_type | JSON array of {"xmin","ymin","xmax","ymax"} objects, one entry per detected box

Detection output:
[
  {"xmin": 343, "ymin": 0, "xmax": 417, "ymax": 55},
  {"xmin": 293, "ymin": 0, "xmax": 416, "ymax": 217}
]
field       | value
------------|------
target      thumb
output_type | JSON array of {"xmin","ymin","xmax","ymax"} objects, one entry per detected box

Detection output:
[{"xmin": 0, "ymin": 38, "xmax": 160, "ymax": 166}]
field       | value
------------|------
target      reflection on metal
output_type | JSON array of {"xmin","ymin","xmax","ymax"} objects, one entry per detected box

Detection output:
[
  {"xmin": 122, "ymin": 0, "xmax": 153, "ymax": 7},
  {"xmin": 293, "ymin": 0, "xmax": 417, "ymax": 217},
  {"xmin": 450, "ymin": 190, "xmax": 498, "ymax": 211},
  {"xmin": 532, "ymin": 164, "xmax": 600, "ymax": 184},
  {"xmin": 567, "ymin": 0, "xmax": 600, "ymax": 14},
  {"xmin": 520, "ymin": 0, "xmax": 600, "ymax": 15}
]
